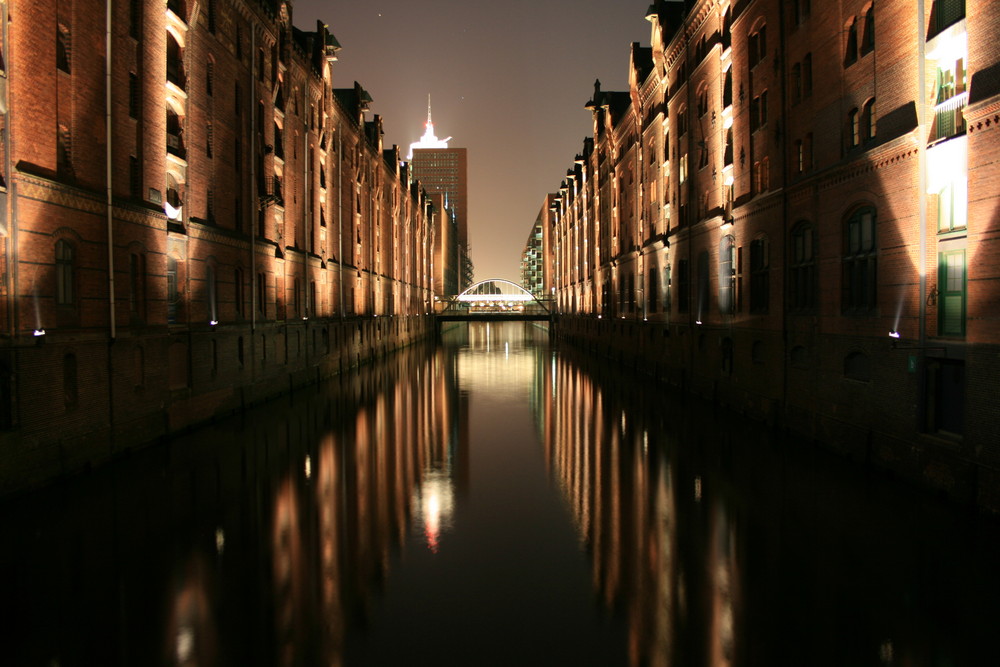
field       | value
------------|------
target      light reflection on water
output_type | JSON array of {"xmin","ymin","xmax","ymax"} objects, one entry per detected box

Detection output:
[{"xmin": 0, "ymin": 323, "xmax": 998, "ymax": 666}]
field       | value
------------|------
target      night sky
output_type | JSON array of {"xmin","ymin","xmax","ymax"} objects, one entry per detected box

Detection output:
[{"xmin": 293, "ymin": 0, "xmax": 653, "ymax": 283}]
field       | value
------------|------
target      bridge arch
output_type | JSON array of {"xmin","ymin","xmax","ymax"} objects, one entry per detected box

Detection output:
[
  {"xmin": 436, "ymin": 278, "xmax": 551, "ymax": 318},
  {"xmin": 456, "ymin": 279, "xmax": 537, "ymax": 302}
]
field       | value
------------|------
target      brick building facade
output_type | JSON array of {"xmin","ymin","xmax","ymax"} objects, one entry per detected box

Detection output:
[
  {"xmin": 0, "ymin": 0, "xmax": 439, "ymax": 494},
  {"xmin": 545, "ymin": 0, "xmax": 1000, "ymax": 511}
]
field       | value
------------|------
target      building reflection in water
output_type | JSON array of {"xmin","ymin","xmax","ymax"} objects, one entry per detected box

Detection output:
[
  {"xmin": 534, "ymin": 346, "xmax": 1000, "ymax": 667},
  {"xmin": 2, "ymin": 331, "xmax": 1000, "ymax": 665}
]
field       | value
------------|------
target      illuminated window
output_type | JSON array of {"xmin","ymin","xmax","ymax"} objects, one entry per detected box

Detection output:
[
  {"xmin": 848, "ymin": 108, "xmax": 860, "ymax": 148},
  {"xmin": 938, "ymin": 181, "xmax": 967, "ymax": 232},
  {"xmin": 719, "ymin": 235, "xmax": 736, "ymax": 314},
  {"xmin": 862, "ymin": 98, "xmax": 876, "ymax": 142},
  {"xmin": 843, "ymin": 206, "xmax": 877, "ymax": 313}
]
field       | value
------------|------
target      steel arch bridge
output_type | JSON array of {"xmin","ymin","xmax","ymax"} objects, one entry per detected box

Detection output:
[{"xmin": 435, "ymin": 279, "xmax": 552, "ymax": 323}]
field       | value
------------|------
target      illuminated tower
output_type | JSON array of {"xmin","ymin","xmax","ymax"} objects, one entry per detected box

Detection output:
[{"xmin": 409, "ymin": 98, "xmax": 470, "ymax": 292}]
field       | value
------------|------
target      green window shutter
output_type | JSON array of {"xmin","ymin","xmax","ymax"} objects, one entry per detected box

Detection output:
[{"xmin": 938, "ymin": 250, "xmax": 966, "ymax": 337}]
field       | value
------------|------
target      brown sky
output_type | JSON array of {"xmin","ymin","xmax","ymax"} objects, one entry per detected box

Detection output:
[{"xmin": 294, "ymin": 0, "xmax": 653, "ymax": 284}]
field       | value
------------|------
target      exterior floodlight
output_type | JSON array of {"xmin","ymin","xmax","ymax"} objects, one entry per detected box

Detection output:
[
  {"xmin": 889, "ymin": 330, "xmax": 900, "ymax": 339},
  {"xmin": 33, "ymin": 329, "xmax": 46, "ymax": 336},
  {"xmin": 210, "ymin": 319, "xmax": 219, "ymax": 326}
]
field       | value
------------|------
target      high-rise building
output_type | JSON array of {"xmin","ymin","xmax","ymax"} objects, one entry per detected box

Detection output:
[{"xmin": 409, "ymin": 100, "xmax": 470, "ymax": 292}]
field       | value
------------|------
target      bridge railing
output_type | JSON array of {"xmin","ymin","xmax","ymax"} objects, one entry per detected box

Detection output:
[{"xmin": 435, "ymin": 296, "xmax": 553, "ymax": 317}]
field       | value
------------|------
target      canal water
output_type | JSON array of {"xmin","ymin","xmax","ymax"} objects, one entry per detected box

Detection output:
[{"xmin": 2, "ymin": 321, "xmax": 999, "ymax": 666}]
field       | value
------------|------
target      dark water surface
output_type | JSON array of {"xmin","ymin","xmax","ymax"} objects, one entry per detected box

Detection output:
[{"xmin": 2, "ymin": 322, "xmax": 999, "ymax": 666}]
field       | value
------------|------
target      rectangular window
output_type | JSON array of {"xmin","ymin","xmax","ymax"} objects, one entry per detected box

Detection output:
[
  {"xmin": 938, "ymin": 181, "xmax": 968, "ymax": 232},
  {"xmin": 938, "ymin": 249, "xmax": 966, "ymax": 337}
]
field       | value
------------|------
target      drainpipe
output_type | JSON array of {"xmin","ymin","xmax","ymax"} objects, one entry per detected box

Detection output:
[
  {"xmin": 337, "ymin": 122, "xmax": 344, "ymax": 318},
  {"xmin": 917, "ymin": 0, "xmax": 928, "ymax": 426},
  {"xmin": 2, "ymin": 0, "xmax": 16, "ymax": 340},
  {"xmin": 105, "ymin": 0, "xmax": 116, "ymax": 444},
  {"xmin": 250, "ymin": 27, "xmax": 257, "ymax": 335},
  {"xmin": 105, "ymin": 0, "xmax": 116, "ymax": 341}
]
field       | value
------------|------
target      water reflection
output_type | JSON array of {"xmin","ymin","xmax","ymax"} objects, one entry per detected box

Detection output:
[
  {"xmin": 0, "ymin": 326, "xmax": 998, "ymax": 666},
  {"xmin": 538, "ymin": 347, "xmax": 1000, "ymax": 667}
]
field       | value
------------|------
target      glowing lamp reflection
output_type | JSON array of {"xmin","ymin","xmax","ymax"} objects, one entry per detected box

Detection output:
[{"xmin": 416, "ymin": 469, "xmax": 455, "ymax": 553}]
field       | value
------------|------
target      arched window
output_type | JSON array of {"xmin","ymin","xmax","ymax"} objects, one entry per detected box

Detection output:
[
  {"xmin": 789, "ymin": 222, "xmax": 817, "ymax": 311},
  {"xmin": 861, "ymin": 5, "xmax": 875, "ymax": 55},
  {"xmin": 719, "ymin": 235, "xmax": 736, "ymax": 314},
  {"xmin": 848, "ymin": 108, "xmax": 860, "ymax": 148},
  {"xmin": 844, "ymin": 17, "xmax": 858, "ymax": 66},
  {"xmin": 862, "ymin": 98, "xmax": 877, "ymax": 143},
  {"xmin": 748, "ymin": 23, "xmax": 767, "ymax": 68},
  {"xmin": 697, "ymin": 84, "xmax": 709, "ymax": 117},
  {"xmin": 843, "ymin": 206, "xmax": 877, "ymax": 313},
  {"xmin": 55, "ymin": 239, "xmax": 75, "ymax": 306}
]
